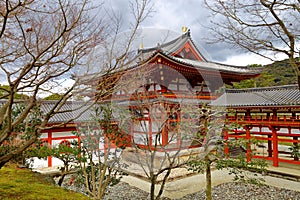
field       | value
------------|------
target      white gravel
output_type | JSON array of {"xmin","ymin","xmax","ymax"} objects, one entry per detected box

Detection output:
[
  {"xmin": 60, "ymin": 170, "xmax": 300, "ymax": 200},
  {"xmin": 102, "ymin": 181, "xmax": 300, "ymax": 200}
]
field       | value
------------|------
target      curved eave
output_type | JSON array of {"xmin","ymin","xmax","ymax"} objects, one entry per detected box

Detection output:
[
  {"xmin": 170, "ymin": 56, "xmax": 262, "ymax": 76},
  {"xmin": 93, "ymin": 50, "xmax": 262, "ymax": 86},
  {"xmin": 145, "ymin": 52, "xmax": 262, "ymax": 84}
]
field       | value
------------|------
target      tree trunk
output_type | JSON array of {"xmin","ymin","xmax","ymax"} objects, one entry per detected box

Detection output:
[
  {"xmin": 205, "ymin": 161, "xmax": 212, "ymax": 200},
  {"xmin": 297, "ymin": 75, "xmax": 300, "ymax": 89},
  {"xmin": 150, "ymin": 175, "xmax": 156, "ymax": 200},
  {"xmin": 156, "ymin": 168, "xmax": 172, "ymax": 200},
  {"xmin": 58, "ymin": 174, "xmax": 66, "ymax": 186}
]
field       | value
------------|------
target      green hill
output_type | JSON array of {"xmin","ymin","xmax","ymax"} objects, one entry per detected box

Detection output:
[{"xmin": 230, "ymin": 59, "xmax": 298, "ymax": 89}]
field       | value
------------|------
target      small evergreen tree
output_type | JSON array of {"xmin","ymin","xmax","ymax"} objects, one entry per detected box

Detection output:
[{"xmin": 188, "ymin": 108, "xmax": 267, "ymax": 200}]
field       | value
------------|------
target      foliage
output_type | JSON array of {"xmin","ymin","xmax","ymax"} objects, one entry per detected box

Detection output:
[
  {"xmin": 231, "ymin": 59, "xmax": 298, "ymax": 89},
  {"xmin": 24, "ymin": 138, "xmax": 81, "ymax": 186},
  {"xmin": 51, "ymin": 141, "xmax": 81, "ymax": 167},
  {"xmin": 289, "ymin": 144, "xmax": 300, "ymax": 160},
  {"xmin": 51, "ymin": 140, "xmax": 81, "ymax": 186},
  {"xmin": 0, "ymin": 85, "xmax": 29, "ymax": 100},
  {"xmin": 187, "ymin": 111, "xmax": 267, "ymax": 200},
  {"xmin": 72, "ymin": 104, "xmax": 128, "ymax": 199},
  {"xmin": 0, "ymin": 103, "xmax": 43, "ymax": 166},
  {"xmin": 43, "ymin": 93, "xmax": 65, "ymax": 100},
  {"xmin": 187, "ymin": 158, "xmax": 207, "ymax": 174},
  {"xmin": 216, "ymin": 156, "xmax": 267, "ymax": 185},
  {"xmin": 0, "ymin": 163, "xmax": 89, "ymax": 200},
  {"xmin": 24, "ymin": 144, "xmax": 52, "ymax": 165},
  {"xmin": 264, "ymin": 59, "xmax": 298, "ymax": 86},
  {"xmin": 188, "ymin": 138, "xmax": 267, "ymax": 183}
]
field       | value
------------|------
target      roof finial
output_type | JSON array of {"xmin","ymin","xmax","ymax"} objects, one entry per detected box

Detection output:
[
  {"xmin": 139, "ymin": 43, "xmax": 143, "ymax": 49},
  {"xmin": 182, "ymin": 26, "xmax": 188, "ymax": 33}
]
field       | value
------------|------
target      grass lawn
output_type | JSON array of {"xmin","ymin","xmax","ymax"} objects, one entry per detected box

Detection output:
[{"xmin": 0, "ymin": 163, "xmax": 89, "ymax": 200}]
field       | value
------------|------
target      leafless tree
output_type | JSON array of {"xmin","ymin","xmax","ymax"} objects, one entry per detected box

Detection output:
[
  {"xmin": 0, "ymin": 0, "xmax": 106, "ymax": 168},
  {"xmin": 69, "ymin": 1, "xmax": 154, "ymax": 199},
  {"xmin": 110, "ymin": 62, "xmax": 206, "ymax": 200},
  {"xmin": 74, "ymin": 104, "xmax": 127, "ymax": 199},
  {"xmin": 204, "ymin": 0, "xmax": 300, "ymax": 88}
]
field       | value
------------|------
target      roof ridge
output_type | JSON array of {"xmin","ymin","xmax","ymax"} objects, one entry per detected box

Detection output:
[
  {"xmin": 185, "ymin": 30, "xmax": 207, "ymax": 61},
  {"xmin": 208, "ymin": 60, "xmax": 263, "ymax": 70},
  {"xmin": 226, "ymin": 84, "xmax": 299, "ymax": 93},
  {"xmin": 173, "ymin": 56, "xmax": 264, "ymax": 71},
  {"xmin": 138, "ymin": 31, "xmax": 189, "ymax": 54}
]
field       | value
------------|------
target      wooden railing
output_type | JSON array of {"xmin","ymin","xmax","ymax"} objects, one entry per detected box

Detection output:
[
  {"xmin": 225, "ymin": 115, "xmax": 300, "ymax": 167},
  {"xmin": 110, "ymin": 90, "xmax": 219, "ymax": 101},
  {"xmin": 228, "ymin": 115, "xmax": 300, "ymax": 127}
]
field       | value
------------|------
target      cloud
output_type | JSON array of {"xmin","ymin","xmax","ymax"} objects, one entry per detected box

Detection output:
[
  {"xmin": 222, "ymin": 53, "xmax": 273, "ymax": 66},
  {"xmin": 102, "ymin": 0, "xmax": 249, "ymax": 64}
]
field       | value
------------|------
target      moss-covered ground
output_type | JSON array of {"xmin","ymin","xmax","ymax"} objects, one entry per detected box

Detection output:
[{"xmin": 0, "ymin": 163, "xmax": 89, "ymax": 200}]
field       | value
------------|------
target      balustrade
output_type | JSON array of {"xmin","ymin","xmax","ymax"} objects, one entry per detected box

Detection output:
[{"xmin": 225, "ymin": 112, "xmax": 300, "ymax": 167}]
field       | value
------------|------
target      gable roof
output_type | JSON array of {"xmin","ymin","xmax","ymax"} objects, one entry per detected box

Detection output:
[
  {"xmin": 139, "ymin": 30, "xmax": 206, "ymax": 61},
  {"xmin": 211, "ymin": 85, "xmax": 300, "ymax": 107},
  {"xmin": 77, "ymin": 29, "xmax": 263, "ymax": 88},
  {"xmin": 126, "ymin": 30, "xmax": 262, "ymax": 77}
]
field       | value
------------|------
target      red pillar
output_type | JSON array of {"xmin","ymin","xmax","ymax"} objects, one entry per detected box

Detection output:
[
  {"xmin": 130, "ymin": 118, "xmax": 134, "ymax": 147},
  {"xmin": 267, "ymin": 134, "xmax": 272, "ymax": 157},
  {"xmin": 161, "ymin": 125, "xmax": 168, "ymax": 147},
  {"xmin": 77, "ymin": 136, "xmax": 81, "ymax": 151},
  {"xmin": 104, "ymin": 136, "xmax": 108, "ymax": 154},
  {"xmin": 245, "ymin": 126, "xmax": 251, "ymax": 162},
  {"xmin": 245, "ymin": 109, "xmax": 251, "ymax": 121},
  {"xmin": 177, "ymin": 110, "xmax": 181, "ymax": 148},
  {"xmin": 270, "ymin": 126, "xmax": 279, "ymax": 167},
  {"xmin": 223, "ymin": 130, "xmax": 229, "ymax": 157},
  {"xmin": 149, "ymin": 118, "xmax": 153, "ymax": 148},
  {"xmin": 47, "ymin": 131, "xmax": 52, "ymax": 167},
  {"xmin": 293, "ymin": 136, "xmax": 299, "ymax": 161}
]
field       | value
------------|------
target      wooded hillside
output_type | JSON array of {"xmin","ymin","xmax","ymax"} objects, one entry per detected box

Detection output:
[{"xmin": 230, "ymin": 59, "xmax": 298, "ymax": 89}]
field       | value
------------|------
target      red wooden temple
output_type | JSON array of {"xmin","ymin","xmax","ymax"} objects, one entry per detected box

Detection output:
[
  {"xmin": 97, "ymin": 29, "xmax": 262, "ymax": 151},
  {"xmin": 30, "ymin": 29, "xmax": 299, "ymax": 168}
]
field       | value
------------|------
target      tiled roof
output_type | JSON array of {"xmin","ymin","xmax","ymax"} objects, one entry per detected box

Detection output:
[
  {"xmin": 119, "ymin": 50, "xmax": 262, "ymax": 76},
  {"xmin": 40, "ymin": 101, "xmax": 94, "ymax": 123},
  {"xmin": 0, "ymin": 100, "xmax": 94, "ymax": 124},
  {"xmin": 169, "ymin": 56, "xmax": 262, "ymax": 75},
  {"xmin": 129, "ymin": 30, "xmax": 262, "ymax": 75},
  {"xmin": 77, "ymin": 30, "xmax": 262, "ymax": 83},
  {"xmin": 211, "ymin": 85, "xmax": 300, "ymax": 107}
]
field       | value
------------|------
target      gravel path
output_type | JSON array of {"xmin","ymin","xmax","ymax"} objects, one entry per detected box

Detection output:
[
  {"xmin": 102, "ymin": 181, "xmax": 300, "ymax": 200},
  {"xmin": 58, "ymin": 168, "xmax": 300, "ymax": 200}
]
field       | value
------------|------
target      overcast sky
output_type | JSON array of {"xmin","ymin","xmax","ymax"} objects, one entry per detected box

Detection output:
[{"xmin": 103, "ymin": 0, "xmax": 278, "ymax": 66}]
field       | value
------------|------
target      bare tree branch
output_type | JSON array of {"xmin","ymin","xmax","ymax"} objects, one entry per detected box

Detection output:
[{"xmin": 204, "ymin": 0, "xmax": 300, "ymax": 87}]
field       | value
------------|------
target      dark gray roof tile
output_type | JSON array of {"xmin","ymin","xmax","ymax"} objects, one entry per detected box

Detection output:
[
  {"xmin": 0, "ymin": 100, "xmax": 94, "ymax": 124},
  {"xmin": 211, "ymin": 85, "xmax": 300, "ymax": 107}
]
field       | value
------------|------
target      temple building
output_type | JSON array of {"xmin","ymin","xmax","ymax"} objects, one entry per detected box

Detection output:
[
  {"xmin": 212, "ymin": 85, "xmax": 300, "ymax": 167},
  {"xmin": 26, "ymin": 29, "xmax": 299, "ymax": 168},
  {"xmin": 96, "ymin": 29, "xmax": 262, "ymax": 151}
]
